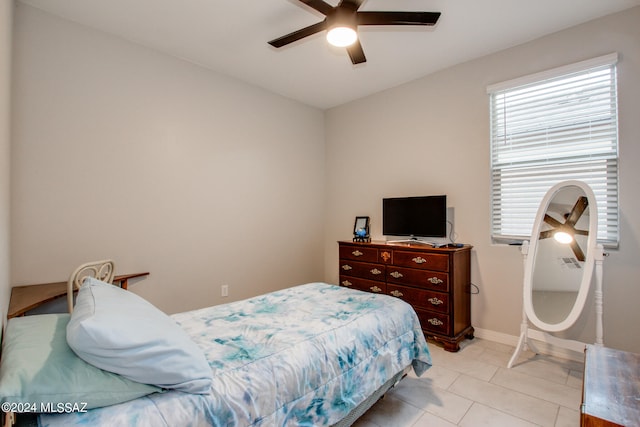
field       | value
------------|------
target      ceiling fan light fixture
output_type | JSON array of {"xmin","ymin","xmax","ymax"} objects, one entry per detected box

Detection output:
[
  {"xmin": 326, "ymin": 26, "xmax": 357, "ymax": 47},
  {"xmin": 554, "ymin": 231, "xmax": 574, "ymax": 244}
]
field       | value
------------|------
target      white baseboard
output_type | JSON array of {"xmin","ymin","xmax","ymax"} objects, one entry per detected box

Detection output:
[
  {"xmin": 474, "ymin": 327, "xmax": 520, "ymax": 347},
  {"xmin": 474, "ymin": 327, "xmax": 585, "ymax": 363}
]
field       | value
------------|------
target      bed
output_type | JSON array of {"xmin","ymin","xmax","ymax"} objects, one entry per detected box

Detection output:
[{"xmin": 1, "ymin": 280, "xmax": 432, "ymax": 427}]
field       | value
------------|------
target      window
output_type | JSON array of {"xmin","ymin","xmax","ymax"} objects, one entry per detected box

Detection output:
[{"xmin": 488, "ymin": 53, "xmax": 619, "ymax": 247}]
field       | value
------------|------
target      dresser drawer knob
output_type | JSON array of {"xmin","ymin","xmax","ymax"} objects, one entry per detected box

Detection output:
[
  {"xmin": 370, "ymin": 268, "xmax": 382, "ymax": 275},
  {"xmin": 390, "ymin": 271, "xmax": 403, "ymax": 279},
  {"xmin": 381, "ymin": 251, "xmax": 391, "ymax": 262},
  {"xmin": 341, "ymin": 264, "xmax": 353, "ymax": 271},
  {"xmin": 412, "ymin": 257, "xmax": 427, "ymax": 264},
  {"xmin": 428, "ymin": 277, "xmax": 444, "ymax": 285},
  {"xmin": 352, "ymin": 250, "xmax": 364, "ymax": 257},
  {"xmin": 428, "ymin": 297, "xmax": 444, "ymax": 306},
  {"xmin": 370, "ymin": 286, "xmax": 382, "ymax": 293},
  {"xmin": 428, "ymin": 318, "xmax": 444, "ymax": 326},
  {"xmin": 341, "ymin": 280, "xmax": 353, "ymax": 287},
  {"xmin": 390, "ymin": 290, "xmax": 403, "ymax": 297}
]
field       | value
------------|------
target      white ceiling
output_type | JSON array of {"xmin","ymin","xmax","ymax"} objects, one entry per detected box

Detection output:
[{"xmin": 18, "ymin": 0, "xmax": 640, "ymax": 109}]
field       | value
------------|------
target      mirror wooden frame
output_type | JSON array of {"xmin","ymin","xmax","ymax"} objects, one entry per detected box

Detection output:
[
  {"xmin": 508, "ymin": 180, "xmax": 605, "ymax": 368},
  {"xmin": 524, "ymin": 180, "xmax": 598, "ymax": 332}
]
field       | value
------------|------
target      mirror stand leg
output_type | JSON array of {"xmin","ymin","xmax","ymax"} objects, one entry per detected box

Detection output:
[
  {"xmin": 508, "ymin": 329, "xmax": 526, "ymax": 368},
  {"xmin": 525, "ymin": 333, "xmax": 540, "ymax": 354},
  {"xmin": 594, "ymin": 244, "xmax": 605, "ymax": 346},
  {"xmin": 508, "ymin": 310, "xmax": 534, "ymax": 368},
  {"xmin": 509, "ymin": 241, "xmax": 532, "ymax": 369}
]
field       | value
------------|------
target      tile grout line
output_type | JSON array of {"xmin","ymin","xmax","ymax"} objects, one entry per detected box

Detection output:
[
  {"xmin": 553, "ymin": 405, "xmax": 561, "ymax": 427},
  {"xmin": 490, "ymin": 366, "xmax": 583, "ymax": 411},
  {"xmin": 450, "ymin": 372, "xmax": 563, "ymax": 425},
  {"xmin": 454, "ymin": 400, "xmax": 476, "ymax": 426},
  {"xmin": 357, "ymin": 338, "xmax": 584, "ymax": 427}
]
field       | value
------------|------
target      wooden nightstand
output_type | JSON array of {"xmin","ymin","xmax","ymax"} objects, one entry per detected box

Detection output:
[
  {"xmin": 8, "ymin": 272, "xmax": 149, "ymax": 318},
  {"xmin": 581, "ymin": 344, "xmax": 640, "ymax": 426}
]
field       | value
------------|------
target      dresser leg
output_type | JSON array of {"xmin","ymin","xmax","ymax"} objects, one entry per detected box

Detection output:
[
  {"xmin": 428, "ymin": 326, "xmax": 475, "ymax": 352},
  {"xmin": 465, "ymin": 327, "xmax": 475, "ymax": 340},
  {"xmin": 442, "ymin": 341, "xmax": 460, "ymax": 352}
]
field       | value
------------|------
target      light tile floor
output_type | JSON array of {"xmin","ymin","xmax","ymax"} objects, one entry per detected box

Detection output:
[{"xmin": 353, "ymin": 338, "xmax": 584, "ymax": 427}]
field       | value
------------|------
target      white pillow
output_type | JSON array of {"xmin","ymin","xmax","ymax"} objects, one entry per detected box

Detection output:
[{"xmin": 66, "ymin": 278, "xmax": 212, "ymax": 394}]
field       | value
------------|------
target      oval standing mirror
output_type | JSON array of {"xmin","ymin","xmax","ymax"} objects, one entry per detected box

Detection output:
[{"xmin": 523, "ymin": 180, "xmax": 598, "ymax": 332}]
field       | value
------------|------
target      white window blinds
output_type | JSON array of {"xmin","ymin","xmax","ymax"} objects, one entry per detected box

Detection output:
[{"xmin": 488, "ymin": 53, "xmax": 619, "ymax": 246}]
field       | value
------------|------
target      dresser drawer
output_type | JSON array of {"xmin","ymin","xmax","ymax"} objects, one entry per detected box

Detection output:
[
  {"xmin": 387, "ymin": 284, "xmax": 449, "ymax": 313},
  {"xmin": 339, "ymin": 260, "xmax": 386, "ymax": 282},
  {"xmin": 386, "ymin": 267, "xmax": 449, "ymax": 291},
  {"xmin": 393, "ymin": 250, "xmax": 449, "ymax": 272},
  {"xmin": 339, "ymin": 276, "xmax": 386, "ymax": 294},
  {"xmin": 338, "ymin": 241, "xmax": 472, "ymax": 352},
  {"xmin": 415, "ymin": 308, "xmax": 451, "ymax": 336},
  {"xmin": 339, "ymin": 245, "xmax": 378, "ymax": 262}
]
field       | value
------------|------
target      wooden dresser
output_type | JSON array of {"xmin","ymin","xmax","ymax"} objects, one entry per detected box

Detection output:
[
  {"xmin": 338, "ymin": 241, "xmax": 473, "ymax": 352},
  {"xmin": 581, "ymin": 344, "xmax": 640, "ymax": 426}
]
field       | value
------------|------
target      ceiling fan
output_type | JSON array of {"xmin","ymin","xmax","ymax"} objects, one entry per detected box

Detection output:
[
  {"xmin": 539, "ymin": 196, "xmax": 589, "ymax": 261},
  {"xmin": 268, "ymin": 0, "xmax": 441, "ymax": 64}
]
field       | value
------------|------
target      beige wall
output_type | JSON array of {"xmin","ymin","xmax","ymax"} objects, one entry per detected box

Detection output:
[
  {"xmin": 324, "ymin": 7, "xmax": 640, "ymax": 353},
  {"xmin": 1, "ymin": 0, "xmax": 12, "ymax": 330},
  {"xmin": 11, "ymin": 4, "xmax": 326, "ymax": 314},
  {"xmin": 10, "ymin": 3, "xmax": 640, "ymax": 353}
]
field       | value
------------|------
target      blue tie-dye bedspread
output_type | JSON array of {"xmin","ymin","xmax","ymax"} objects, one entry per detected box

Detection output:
[{"xmin": 40, "ymin": 282, "xmax": 431, "ymax": 426}]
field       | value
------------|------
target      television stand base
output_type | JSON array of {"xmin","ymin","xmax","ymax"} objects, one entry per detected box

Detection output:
[{"xmin": 386, "ymin": 238, "xmax": 438, "ymax": 246}]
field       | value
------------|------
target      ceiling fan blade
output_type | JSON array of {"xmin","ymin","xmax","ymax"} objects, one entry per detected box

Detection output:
[
  {"xmin": 268, "ymin": 21, "xmax": 327, "ymax": 48},
  {"xmin": 357, "ymin": 11, "xmax": 441, "ymax": 26},
  {"xmin": 543, "ymin": 214, "xmax": 563, "ymax": 228},
  {"xmin": 539, "ymin": 230, "xmax": 555, "ymax": 239},
  {"xmin": 565, "ymin": 196, "xmax": 588, "ymax": 227},
  {"xmin": 574, "ymin": 228, "xmax": 589, "ymax": 236},
  {"xmin": 570, "ymin": 240, "xmax": 586, "ymax": 262},
  {"xmin": 346, "ymin": 39, "xmax": 366, "ymax": 64},
  {"xmin": 339, "ymin": 0, "xmax": 365, "ymax": 10},
  {"xmin": 298, "ymin": 0, "xmax": 334, "ymax": 16}
]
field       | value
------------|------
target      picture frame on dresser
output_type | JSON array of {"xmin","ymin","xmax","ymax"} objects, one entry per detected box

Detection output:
[
  {"xmin": 352, "ymin": 216, "xmax": 370, "ymax": 242},
  {"xmin": 338, "ymin": 240, "xmax": 474, "ymax": 352}
]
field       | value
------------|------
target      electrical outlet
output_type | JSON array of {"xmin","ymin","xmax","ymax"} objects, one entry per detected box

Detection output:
[{"xmin": 221, "ymin": 284, "xmax": 229, "ymax": 297}]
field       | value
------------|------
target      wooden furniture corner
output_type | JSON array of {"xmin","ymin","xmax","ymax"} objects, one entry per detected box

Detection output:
[
  {"xmin": 581, "ymin": 344, "xmax": 640, "ymax": 426},
  {"xmin": 7, "ymin": 272, "xmax": 149, "ymax": 319}
]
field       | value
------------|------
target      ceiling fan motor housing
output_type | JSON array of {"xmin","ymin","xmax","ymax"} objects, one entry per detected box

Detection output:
[{"xmin": 327, "ymin": 4, "xmax": 358, "ymax": 31}]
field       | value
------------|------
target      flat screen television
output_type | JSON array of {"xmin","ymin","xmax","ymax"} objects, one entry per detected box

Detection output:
[{"xmin": 383, "ymin": 195, "xmax": 447, "ymax": 238}]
